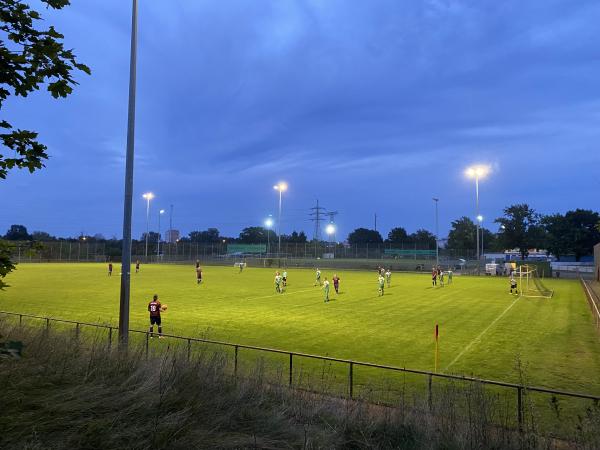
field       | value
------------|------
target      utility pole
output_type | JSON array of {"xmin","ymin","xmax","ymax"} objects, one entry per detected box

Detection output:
[
  {"xmin": 374, "ymin": 213, "xmax": 377, "ymax": 231},
  {"xmin": 433, "ymin": 198, "xmax": 439, "ymax": 266},
  {"xmin": 169, "ymin": 204, "xmax": 173, "ymax": 242}
]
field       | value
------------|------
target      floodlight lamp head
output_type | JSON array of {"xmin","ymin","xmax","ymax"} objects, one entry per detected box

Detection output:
[
  {"xmin": 159, "ymin": 209, "xmax": 165, "ymax": 214},
  {"xmin": 465, "ymin": 165, "xmax": 490, "ymax": 179},
  {"xmin": 143, "ymin": 192, "xmax": 154, "ymax": 200},
  {"xmin": 273, "ymin": 182, "xmax": 288, "ymax": 192},
  {"xmin": 477, "ymin": 215, "xmax": 483, "ymax": 222},
  {"xmin": 326, "ymin": 224, "xmax": 336, "ymax": 235},
  {"xmin": 265, "ymin": 218, "xmax": 274, "ymax": 228}
]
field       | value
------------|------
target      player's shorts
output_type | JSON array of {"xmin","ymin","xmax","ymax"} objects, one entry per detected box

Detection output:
[
  {"xmin": 150, "ymin": 315, "xmax": 161, "ymax": 325},
  {"xmin": 282, "ymin": 277, "xmax": 287, "ymax": 282}
]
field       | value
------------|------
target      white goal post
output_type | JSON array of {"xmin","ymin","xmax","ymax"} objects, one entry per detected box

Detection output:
[{"xmin": 515, "ymin": 265, "xmax": 554, "ymax": 299}]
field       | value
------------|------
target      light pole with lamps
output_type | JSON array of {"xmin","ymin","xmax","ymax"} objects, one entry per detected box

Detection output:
[
  {"xmin": 265, "ymin": 216, "xmax": 274, "ymax": 256},
  {"xmin": 433, "ymin": 198, "xmax": 439, "ymax": 266},
  {"xmin": 143, "ymin": 192, "xmax": 154, "ymax": 259},
  {"xmin": 119, "ymin": 0, "xmax": 138, "ymax": 348},
  {"xmin": 273, "ymin": 182, "xmax": 287, "ymax": 259},
  {"xmin": 157, "ymin": 209, "xmax": 165, "ymax": 258},
  {"xmin": 465, "ymin": 165, "xmax": 490, "ymax": 270},
  {"xmin": 477, "ymin": 215, "xmax": 484, "ymax": 262}
]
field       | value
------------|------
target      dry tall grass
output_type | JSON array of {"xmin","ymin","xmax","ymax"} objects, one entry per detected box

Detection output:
[{"xmin": 1, "ymin": 322, "xmax": 599, "ymax": 449}]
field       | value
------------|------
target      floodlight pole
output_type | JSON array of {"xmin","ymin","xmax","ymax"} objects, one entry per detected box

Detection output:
[
  {"xmin": 118, "ymin": 0, "xmax": 138, "ymax": 348},
  {"xmin": 277, "ymin": 189, "xmax": 283, "ymax": 258},
  {"xmin": 157, "ymin": 210, "xmax": 163, "ymax": 259},
  {"xmin": 144, "ymin": 196, "xmax": 151, "ymax": 259},
  {"xmin": 475, "ymin": 175, "xmax": 480, "ymax": 273},
  {"xmin": 433, "ymin": 198, "xmax": 439, "ymax": 266}
]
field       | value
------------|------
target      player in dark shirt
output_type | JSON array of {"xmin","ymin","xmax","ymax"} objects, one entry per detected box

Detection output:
[
  {"xmin": 332, "ymin": 274, "xmax": 340, "ymax": 294},
  {"xmin": 195, "ymin": 259, "xmax": 200, "ymax": 269},
  {"xmin": 432, "ymin": 267, "xmax": 437, "ymax": 286},
  {"xmin": 136, "ymin": 260, "xmax": 140, "ymax": 273},
  {"xmin": 148, "ymin": 294, "xmax": 163, "ymax": 338},
  {"xmin": 108, "ymin": 263, "xmax": 113, "ymax": 276},
  {"xmin": 196, "ymin": 267, "xmax": 202, "ymax": 284}
]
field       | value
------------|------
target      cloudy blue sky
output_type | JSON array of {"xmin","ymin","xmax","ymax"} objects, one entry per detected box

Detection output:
[{"xmin": 2, "ymin": 0, "xmax": 600, "ymax": 240}]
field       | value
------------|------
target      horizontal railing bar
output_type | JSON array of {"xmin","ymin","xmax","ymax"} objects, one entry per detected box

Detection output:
[{"xmin": 1, "ymin": 309, "xmax": 599, "ymax": 401}]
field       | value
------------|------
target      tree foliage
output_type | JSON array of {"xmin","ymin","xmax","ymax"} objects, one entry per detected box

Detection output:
[
  {"xmin": 495, "ymin": 204, "xmax": 543, "ymax": 259},
  {"xmin": 188, "ymin": 228, "xmax": 220, "ymax": 243},
  {"xmin": 447, "ymin": 217, "xmax": 477, "ymax": 251},
  {"xmin": 409, "ymin": 229, "xmax": 436, "ymax": 248},
  {"xmin": 387, "ymin": 227, "xmax": 409, "ymax": 243},
  {"xmin": 347, "ymin": 228, "xmax": 383, "ymax": 245},
  {"xmin": 4, "ymin": 224, "xmax": 30, "ymax": 240},
  {"xmin": 0, "ymin": 0, "xmax": 90, "ymax": 179}
]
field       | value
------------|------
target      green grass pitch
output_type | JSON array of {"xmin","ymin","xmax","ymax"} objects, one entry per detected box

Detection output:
[{"xmin": 1, "ymin": 263, "xmax": 599, "ymax": 395}]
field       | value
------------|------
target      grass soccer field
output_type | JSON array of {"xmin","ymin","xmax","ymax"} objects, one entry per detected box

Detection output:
[{"xmin": 1, "ymin": 263, "xmax": 600, "ymax": 395}]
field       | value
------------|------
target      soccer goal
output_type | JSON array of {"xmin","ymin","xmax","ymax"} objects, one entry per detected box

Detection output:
[{"xmin": 515, "ymin": 265, "xmax": 554, "ymax": 298}]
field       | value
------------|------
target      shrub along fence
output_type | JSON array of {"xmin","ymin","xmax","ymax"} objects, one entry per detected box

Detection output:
[{"xmin": 1, "ymin": 309, "xmax": 599, "ymax": 440}]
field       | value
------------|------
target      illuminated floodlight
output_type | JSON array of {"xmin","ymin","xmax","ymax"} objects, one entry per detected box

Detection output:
[
  {"xmin": 142, "ymin": 192, "xmax": 155, "ymax": 200},
  {"xmin": 265, "ymin": 217, "xmax": 274, "ymax": 228},
  {"xmin": 465, "ymin": 165, "xmax": 490, "ymax": 179},
  {"xmin": 273, "ymin": 182, "xmax": 288, "ymax": 192},
  {"xmin": 326, "ymin": 224, "xmax": 336, "ymax": 235},
  {"xmin": 477, "ymin": 215, "xmax": 483, "ymax": 223}
]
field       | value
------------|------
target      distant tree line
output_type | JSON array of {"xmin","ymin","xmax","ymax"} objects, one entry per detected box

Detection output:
[{"xmin": 3, "ymin": 204, "xmax": 600, "ymax": 261}]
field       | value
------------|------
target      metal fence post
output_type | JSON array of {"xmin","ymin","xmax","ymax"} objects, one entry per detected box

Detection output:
[
  {"xmin": 187, "ymin": 339, "xmax": 191, "ymax": 361},
  {"xmin": 145, "ymin": 332, "xmax": 149, "ymax": 359},
  {"xmin": 19, "ymin": 314, "xmax": 22, "ymax": 327},
  {"xmin": 46, "ymin": 318, "xmax": 50, "ymax": 332},
  {"xmin": 234, "ymin": 345, "xmax": 239, "ymax": 377},
  {"xmin": 517, "ymin": 386, "xmax": 524, "ymax": 431},
  {"xmin": 428, "ymin": 374, "xmax": 433, "ymax": 411},
  {"xmin": 108, "ymin": 327, "xmax": 113, "ymax": 349},
  {"xmin": 349, "ymin": 362, "xmax": 354, "ymax": 399},
  {"xmin": 289, "ymin": 353, "xmax": 293, "ymax": 387},
  {"xmin": 75, "ymin": 322, "xmax": 80, "ymax": 339}
]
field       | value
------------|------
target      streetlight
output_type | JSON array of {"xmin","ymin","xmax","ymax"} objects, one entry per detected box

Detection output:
[
  {"xmin": 433, "ymin": 198, "xmax": 439, "ymax": 266},
  {"xmin": 119, "ymin": 0, "xmax": 138, "ymax": 348},
  {"xmin": 273, "ymin": 182, "xmax": 287, "ymax": 259},
  {"xmin": 465, "ymin": 165, "xmax": 490, "ymax": 268},
  {"xmin": 477, "ymin": 215, "xmax": 484, "ymax": 261},
  {"xmin": 157, "ymin": 209, "xmax": 165, "ymax": 258},
  {"xmin": 325, "ymin": 223, "xmax": 336, "ymax": 247},
  {"xmin": 143, "ymin": 192, "xmax": 154, "ymax": 259},
  {"xmin": 265, "ymin": 216, "xmax": 274, "ymax": 256}
]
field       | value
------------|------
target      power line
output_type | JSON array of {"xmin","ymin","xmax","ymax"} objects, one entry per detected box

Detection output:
[{"xmin": 309, "ymin": 200, "xmax": 327, "ymax": 241}]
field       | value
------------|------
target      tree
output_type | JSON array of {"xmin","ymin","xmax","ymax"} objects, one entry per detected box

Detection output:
[
  {"xmin": 188, "ymin": 228, "xmax": 220, "ymax": 243},
  {"xmin": 4, "ymin": 224, "xmax": 30, "ymax": 240},
  {"xmin": 239, "ymin": 227, "xmax": 271, "ymax": 244},
  {"xmin": 409, "ymin": 229, "xmax": 436, "ymax": 248},
  {"xmin": 563, "ymin": 209, "xmax": 600, "ymax": 261},
  {"xmin": 281, "ymin": 231, "xmax": 306, "ymax": 243},
  {"xmin": 31, "ymin": 230, "xmax": 55, "ymax": 241},
  {"xmin": 447, "ymin": 217, "xmax": 476, "ymax": 251},
  {"xmin": 387, "ymin": 227, "xmax": 409, "ymax": 244},
  {"xmin": 495, "ymin": 204, "xmax": 543, "ymax": 259},
  {"xmin": 0, "ymin": 0, "xmax": 91, "ymax": 179},
  {"xmin": 541, "ymin": 214, "xmax": 571, "ymax": 261},
  {"xmin": 347, "ymin": 228, "xmax": 383, "ymax": 245},
  {"xmin": 0, "ymin": 0, "xmax": 89, "ymax": 289}
]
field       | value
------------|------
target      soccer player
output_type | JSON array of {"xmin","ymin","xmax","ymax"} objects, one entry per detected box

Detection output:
[
  {"xmin": 447, "ymin": 270, "xmax": 453, "ymax": 284},
  {"xmin": 510, "ymin": 275, "xmax": 518, "ymax": 295},
  {"xmin": 323, "ymin": 277, "xmax": 330, "ymax": 302},
  {"xmin": 378, "ymin": 274, "xmax": 385, "ymax": 296},
  {"xmin": 239, "ymin": 261, "xmax": 244, "ymax": 273},
  {"xmin": 332, "ymin": 274, "xmax": 340, "ymax": 294},
  {"xmin": 275, "ymin": 272, "xmax": 283, "ymax": 293},
  {"xmin": 135, "ymin": 260, "xmax": 140, "ymax": 273},
  {"xmin": 196, "ymin": 266, "xmax": 202, "ymax": 285},
  {"xmin": 282, "ymin": 270, "xmax": 288, "ymax": 287},
  {"xmin": 431, "ymin": 267, "xmax": 437, "ymax": 286},
  {"xmin": 314, "ymin": 268, "xmax": 322, "ymax": 286},
  {"xmin": 195, "ymin": 259, "xmax": 200, "ymax": 269},
  {"xmin": 108, "ymin": 262, "xmax": 113, "ymax": 276},
  {"xmin": 439, "ymin": 270, "xmax": 445, "ymax": 287},
  {"xmin": 385, "ymin": 269, "xmax": 391, "ymax": 287},
  {"xmin": 148, "ymin": 294, "xmax": 163, "ymax": 338}
]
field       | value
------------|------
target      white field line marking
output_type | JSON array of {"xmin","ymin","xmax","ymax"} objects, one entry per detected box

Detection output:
[{"xmin": 444, "ymin": 296, "xmax": 521, "ymax": 371}]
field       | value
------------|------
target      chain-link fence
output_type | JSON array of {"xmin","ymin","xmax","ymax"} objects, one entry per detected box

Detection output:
[{"xmin": 7, "ymin": 241, "xmax": 107, "ymax": 263}]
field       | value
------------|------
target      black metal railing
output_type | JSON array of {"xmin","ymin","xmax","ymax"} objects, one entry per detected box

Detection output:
[{"xmin": 1, "ymin": 309, "xmax": 599, "ymax": 433}]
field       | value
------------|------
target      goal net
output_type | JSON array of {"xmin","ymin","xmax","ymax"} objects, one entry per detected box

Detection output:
[{"xmin": 516, "ymin": 265, "xmax": 554, "ymax": 298}]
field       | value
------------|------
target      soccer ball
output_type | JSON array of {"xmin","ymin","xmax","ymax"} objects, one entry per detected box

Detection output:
[{"xmin": 161, "ymin": 304, "xmax": 168, "ymax": 312}]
